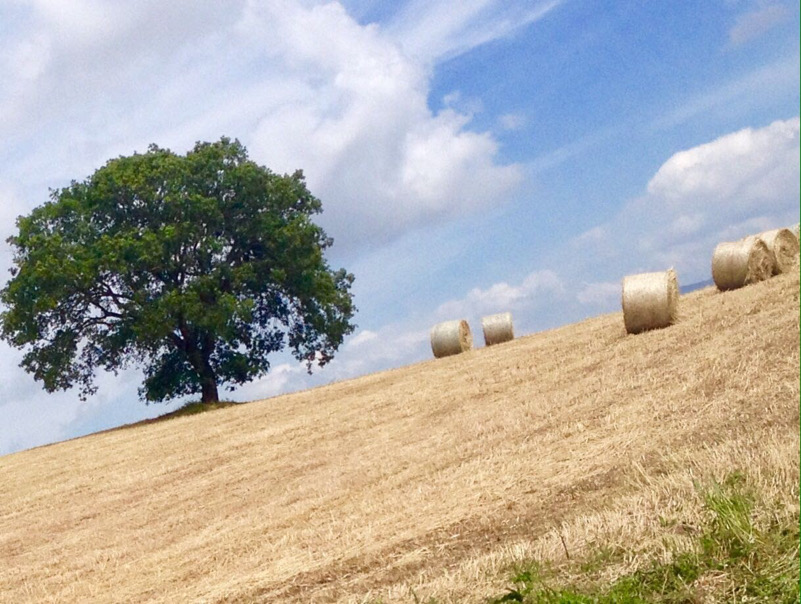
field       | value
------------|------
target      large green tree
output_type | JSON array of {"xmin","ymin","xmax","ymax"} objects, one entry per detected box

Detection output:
[{"xmin": 1, "ymin": 138, "xmax": 356, "ymax": 404}]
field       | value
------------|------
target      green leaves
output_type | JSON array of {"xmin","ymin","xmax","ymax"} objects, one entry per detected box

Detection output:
[{"xmin": 1, "ymin": 138, "xmax": 356, "ymax": 403}]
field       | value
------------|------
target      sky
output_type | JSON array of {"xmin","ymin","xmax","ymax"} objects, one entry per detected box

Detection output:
[{"xmin": 0, "ymin": 0, "xmax": 798, "ymax": 455}]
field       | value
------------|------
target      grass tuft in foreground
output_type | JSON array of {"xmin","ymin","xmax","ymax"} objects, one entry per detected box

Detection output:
[{"xmin": 490, "ymin": 472, "xmax": 799, "ymax": 604}]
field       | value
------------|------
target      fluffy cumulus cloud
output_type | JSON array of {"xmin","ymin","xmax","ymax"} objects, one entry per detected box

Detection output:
[
  {"xmin": 568, "ymin": 117, "xmax": 800, "ymax": 287},
  {"xmin": 646, "ymin": 117, "xmax": 799, "ymax": 214},
  {"xmin": 241, "ymin": 1, "xmax": 523, "ymax": 245},
  {"xmin": 642, "ymin": 117, "xmax": 799, "ymax": 261},
  {"xmin": 434, "ymin": 269, "xmax": 566, "ymax": 337},
  {"xmin": 332, "ymin": 323, "xmax": 430, "ymax": 375},
  {"xmin": 1, "ymin": 0, "xmax": 525, "ymax": 250}
]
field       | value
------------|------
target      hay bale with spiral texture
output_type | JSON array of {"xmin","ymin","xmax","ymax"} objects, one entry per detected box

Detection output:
[
  {"xmin": 752, "ymin": 228, "xmax": 798, "ymax": 274},
  {"xmin": 430, "ymin": 320, "xmax": 472, "ymax": 358},
  {"xmin": 711, "ymin": 238, "xmax": 772, "ymax": 291},
  {"xmin": 621, "ymin": 269, "xmax": 679, "ymax": 335},
  {"xmin": 481, "ymin": 312, "xmax": 514, "ymax": 346}
]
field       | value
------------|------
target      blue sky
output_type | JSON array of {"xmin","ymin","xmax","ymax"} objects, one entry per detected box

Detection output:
[{"xmin": 0, "ymin": 0, "xmax": 798, "ymax": 455}]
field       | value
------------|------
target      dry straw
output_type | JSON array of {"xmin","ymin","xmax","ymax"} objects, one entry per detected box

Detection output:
[
  {"xmin": 621, "ymin": 269, "xmax": 679, "ymax": 334},
  {"xmin": 791, "ymin": 223, "xmax": 800, "ymax": 241},
  {"xmin": 430, "ymin": 320, "xmax": 472, "ymax": 358},
  {"xmin": 711, "ymin": 238, "xmax": 772, "ymax": 291},
  {"xmin": 481, "ymin": 312, "xmax": 514, "ymax": 346},
  {"xmin": 753, "ymin": 228, "xmax": 799, "ymax": 275}
]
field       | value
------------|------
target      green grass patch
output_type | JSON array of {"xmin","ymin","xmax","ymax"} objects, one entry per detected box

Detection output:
[
  {"xmin": 160, "ymin": 400, "xmax": 241, "ymax": 419},
  {"xmin": 89, "ymin": 399, "xmax": 244, "ymax": 438},
  {"xmin": 490, "ymin": 472, "xmax": 799, "ymax": 604}
]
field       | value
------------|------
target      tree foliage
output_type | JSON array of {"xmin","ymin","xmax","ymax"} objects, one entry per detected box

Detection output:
[{"xmin": 1, "ymin": 138, "xmax": 356, "ymax": 404}]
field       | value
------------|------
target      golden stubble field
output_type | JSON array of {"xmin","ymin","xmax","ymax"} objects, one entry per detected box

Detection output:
[{"xmin": 0, "ymin": 271, "xmax": 798, "ymax": 603}]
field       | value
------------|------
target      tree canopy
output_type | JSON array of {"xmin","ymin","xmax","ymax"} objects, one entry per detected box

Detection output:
[{"xmin": 1, "ymin": 138, "xmax": 356, "ymax": 404}]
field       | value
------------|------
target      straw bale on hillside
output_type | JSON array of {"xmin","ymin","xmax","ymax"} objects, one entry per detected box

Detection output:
[
  {"xmin": 430, "ymin": 320, "xmax": 472, "ymax": 358},
  {"xmin": 753, "ymin": 228, "xmax": 799, "ymax": 275},
  {"xmin": 481, "ymin": 313, "xmax": 514, "ymax": 346},
  {"xmin": 621, "ymin": 269, "xmax": 679, "ymax": 334},
  {"xmin": 711, "ymin": 238, "xmax": 772, "ymax": 291}
]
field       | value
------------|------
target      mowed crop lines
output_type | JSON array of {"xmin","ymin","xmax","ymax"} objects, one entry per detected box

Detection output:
[{"xmin": 0, "ymin": 272, "xmax": 798, "ymax": 603}]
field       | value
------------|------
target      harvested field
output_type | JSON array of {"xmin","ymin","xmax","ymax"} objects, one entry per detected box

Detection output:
[{"xmin": 0, "ymin": 271, "xmax": 798, "ymax": 603}]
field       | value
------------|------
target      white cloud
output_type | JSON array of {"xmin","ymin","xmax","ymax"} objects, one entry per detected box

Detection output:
[
  {"xmin": 441, "ymin": 90, "xmax": 484, "ymax": 116},
  {"xmin": 669, "ymin": 214, "xmax": 705, "ymax": 238},
  {"xmin": 2, "ymin": 2, "xmax": 245, "ymax": 127},
  {"xmin": 346, "ymin": 329, "xmax": 380, "ymax": 349},
  {"xmin": 498, "ymin": 113, "xmax": 526, "ymax": 131},
  {"xmin": 234, "ymin": 362, "xmax": 304, "ymax": 402},
  {"xmin": 329, "ymin": 324, "xmax": 429, "ymax": 376},
  {"xmin": 574, "ymin": 225, "xmax": 607, "ymax": 244},
  {"xmin": 0, "ymin": 344, "xmax": 146, "ymax": 455},
  {"xmin": 0, "ymin": 397, "xmax": 77, "ymax": 455},
  {"xmin": 728, "ymin": 3, "xmax": 790, "ymax": 46},
  {"xmin": 236, "ymin": 321, "xmax": 431, "ymax": 403},
  {"xmin": 386, "ymin": 0, "xmax": 563, "ymax": 63},
  {"xmin": 647, "ymin": 117, "xmax": 799, "ymax": 216},
  {"xmin": 2, "ymin": 0, "xmax": 526, "ymax": 249},
  {"xmin": 0, "ymin": 182, "xmax": 25, "ymax": 233},
  {"xmin": 435, "ymin": 269, "xmax": 564, "ymax": 320},
  {"xmin": 242, "ymin": 1, "xmax": 523, "ymax": 245},
  {"xmin": 0, "ymin": 182, "xmax": 27, "ymax": 276},
  {"xmin": 566, "ymin": 117, "xmax": 800, "ymax": 284},
  {"xmin": 576, "ymin": 281, "xmax": 619, "ymax": 307}
]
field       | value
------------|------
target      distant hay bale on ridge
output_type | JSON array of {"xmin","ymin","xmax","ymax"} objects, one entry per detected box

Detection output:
[
  {"xmin": 711, "ymin": 238, "xmax": 772, "ymax": 291},
  {"xmin": 753, "ymin": 228, "xmax": 799, "ymax": 274},
  {"xmin": 621, "ymin": 269, "xmax": 679, "ymax": 335},
  {"xmin": 430, "ymin": 320, "xmax": 472, "ymax": 358},
  {"xmin": 481, "ymin": 312, "xmax": 514, "ymax": 346}
]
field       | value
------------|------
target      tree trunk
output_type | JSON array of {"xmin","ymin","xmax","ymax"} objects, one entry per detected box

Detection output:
[
  {"xmin": 189, "ymin": 350, "xmax": 220, "ymax": 404},
  {"xmin": 198, "ymin": 333, "xmax": 219, "ymax": 404},
  {"xmin": 201, "ymin": 377, "xmax": 219, "ymax": 404},
  {"xmin": 181, "ymin": 329, "xmax": 220, "ymax": 404}
]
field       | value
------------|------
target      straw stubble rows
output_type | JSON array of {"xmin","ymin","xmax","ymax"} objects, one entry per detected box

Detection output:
[{"xmin": 0, "ymin": 272, "xmax": 798, "ymax": 602}]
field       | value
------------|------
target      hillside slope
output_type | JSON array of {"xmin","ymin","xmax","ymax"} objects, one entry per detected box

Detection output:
[{"xmin": 1, "ymin": 271, "xmax": 798, "ymax": 603}]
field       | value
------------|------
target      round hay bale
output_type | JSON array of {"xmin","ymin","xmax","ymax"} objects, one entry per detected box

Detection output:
[
  {"xmin": 621, "ymin": 269, "xmax": 679, "ymax": 335},
  {"xmin": 755, "ymin": 228, "xmax": 799, "ymax": 274},
  {"xmin": 790, "ymin": 223, "xmax": 799, "ymax": 241},
  {"xmin": 711, "ymin": 238, "xmax": 772, "ymax": 291},
  {"xmin": 481, "ymin": 312, "xmax": 514, "ymax": 346},
  {"xmin": 430, "ymin": 319, "xmax": 472, "ymax": 358}
]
